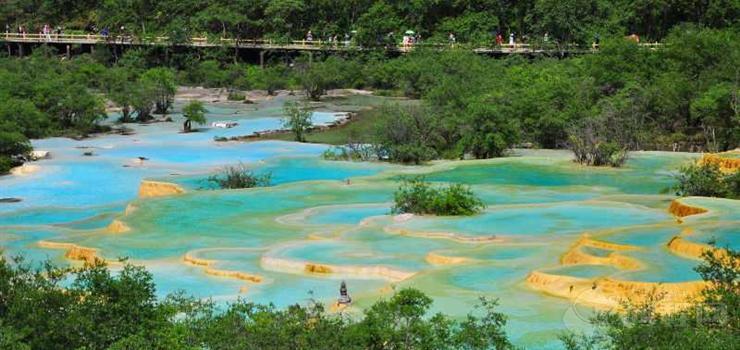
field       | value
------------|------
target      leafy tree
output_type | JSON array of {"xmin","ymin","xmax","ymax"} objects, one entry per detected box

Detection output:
[
  {"xmin": 355, "ymin": 1, "xmax": 403, "ymax": 47},
  {"xmin": 691, "ymin": 82, "xmax": 739, "ymax": 152},
  {"xmin": 459, "ymin": 98, "xmax": 520, "ymax": 159},
  {"xmin": 0, "ymin": 128, "xmax": 31, "ymax": 173},
  {"xmin": 103, "ymin": 66, "xmax": 139, "ymax": 123},
  {"xmin": 282, "ymin": 101, "xmax": 312, "ymax": 142},
  {"xmin": 0, "ymin": 98, "xmax": 49, "ymax": 138},
  {"xmin": 374, "ymin": 104, "xmax": 441, "ymax": 164},
  {"xmin": 531, "ymin": 0, "xmax": 605, "ymax": 45},
  {"xmin": 182, "ymin": 100, "xmax": 207, "ymax": 132},
  {"xmin": 140, "ymin": 68, "xmax": 177, "ymax": 115}
]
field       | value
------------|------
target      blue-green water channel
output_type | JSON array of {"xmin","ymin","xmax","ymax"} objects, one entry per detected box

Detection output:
[{"xmin": 1, "ymin": 95, "xmax": 737, "ymax": 349}]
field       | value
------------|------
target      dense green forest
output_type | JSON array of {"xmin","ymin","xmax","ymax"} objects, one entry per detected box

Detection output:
[
  {"xmin": 2, "ymin": 0, "xmax": 738, "ymax": 44},
  {"xmin": 0, "ymin": 1, "xmax": 738, "ymax": 172},
  {"xmin": 1, "ymin": 248, "xmax": 736, "ymax": 349}
]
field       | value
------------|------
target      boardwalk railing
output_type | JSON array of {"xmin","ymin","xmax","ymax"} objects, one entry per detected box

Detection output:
[{"xmin": 1, "ymin": 33, "xmax": 662, "ymax": 53}]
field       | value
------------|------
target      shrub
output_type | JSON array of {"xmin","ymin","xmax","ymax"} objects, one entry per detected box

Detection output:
[
  {"xmin": 673, "ymin": 162, "xmax": 739, "ymax": 199},
  {"xmin": 227, "ymin": 90, "xmax": 246, "ymax": 101},
  {"xmin": 568, "ymin": 117, "xmax": 629, "ymax": 167},
  {"xmin": 392, "ymin": 177, "xmax": 484, "ymax": 216},
  {"xmin": 322, "ymin": 144, "xmax": 377, "ymax": 161},
  {"xmin": 282, "ymin": 101, "xmax": 312, "ymax": 142},
  {"xmin": 207, "ymin": 164, "xmax": 272, "ymax": 189}
]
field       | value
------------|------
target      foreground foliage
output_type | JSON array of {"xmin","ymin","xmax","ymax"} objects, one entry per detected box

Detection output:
[
  {"xmin": 0, "ymin": 255, "xmax": 514, "ymax": 350},
  {"xmin": 1, "ymin": 246, "xmax": 735, "ymax": 349},
  {"xmin": 392, "ymin": 177, "xmax": 485, "ymax": 216}
]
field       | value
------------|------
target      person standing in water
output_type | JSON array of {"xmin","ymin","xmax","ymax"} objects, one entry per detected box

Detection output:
[{"xmin": 338, "ymin": 280, "xmax": 352, "ymax": 304}]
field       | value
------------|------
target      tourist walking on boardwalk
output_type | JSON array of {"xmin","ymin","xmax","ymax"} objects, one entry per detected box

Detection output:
[
  {"xmin": 509, "ymin": 32, "xmax": 515, "ymax": 46},
  {"xmin": 43, "ymin": 24, "xmax": 51, "ymax": 40},
  {"xmin": 119, "ymin": 26, "xmax": 126, "ymax": 43},
  {"xmin": 495, "ymin": 32, "xmax": 503, "ymax": 46},
  {"xmin": 448, "ymin": 32, "xmax": 456, "ymax": 46},
  {"xmin": 306, "ymin": 30, "xmax": 313, "ymax": 42}
]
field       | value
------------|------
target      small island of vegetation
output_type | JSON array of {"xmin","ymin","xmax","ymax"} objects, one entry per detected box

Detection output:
[
  {"xmin": 206, "ymin": 164, "xmax": 272, "ymax": 190},
  {"xmin": 392, "ymin": 177, "xmax": 484, "ymax": 216}
]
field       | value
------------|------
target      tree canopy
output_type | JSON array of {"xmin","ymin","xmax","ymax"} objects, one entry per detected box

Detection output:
[{"xmin": 2, "ymin": 0, "xmax": 738, "ymax": 44}]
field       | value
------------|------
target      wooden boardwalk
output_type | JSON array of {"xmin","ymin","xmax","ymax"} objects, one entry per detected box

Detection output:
[{"xmin": 1, "ymin": 33, "xmax": 661, "ymax": 55}]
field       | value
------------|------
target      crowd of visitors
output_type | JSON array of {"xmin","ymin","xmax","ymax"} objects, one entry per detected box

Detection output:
[{"xmin": 3, "ymin": 22, "xmax": 639, "ymax": 50}]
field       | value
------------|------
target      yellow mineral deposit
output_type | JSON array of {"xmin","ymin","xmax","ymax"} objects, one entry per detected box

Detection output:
[
  {"xmin": 138, "ymin": 180, "xmax": 185, "ymax": 198},
  {"xmin": 425, "ymin": 252, "xmax": 473, "ymax": 265},
  {"xmin": 37, "ymin": 241, "xmax": 101, "ymax": 264},
  {"xmin": 698, "ymin": 152, "xmax": 740, "ymax": 174},
  {"xmin": 561, "ymin": 236, "xmax": 643, "ymax": 270},
  {"xmin": 525, "ymin": 271, "xmax": 706, "ymax": 314},
  {"xmin": 666, "ymin": 236, "xmax": 729, "ymax": 260},
  {"xmin": 261, "ymin": 256, "xmax": 415, "ymax": 282},
  {"xmin": 182, "ymin": 251, "xmax": 263, "ymax": 283},
  {"xmin": 305, "ymin": 263, "xmax": 333, "ymax": 273},
  {"xmin": 106, "ymin": 219, "xmax": 131, "ymax": 233},
  {"xmin": 203, "ymin": 268, "xmax": 263, "ymax": 283},
  {"xmin": 668, "ymin": 199, "xmax": 708, "ymax": 218},
  {"xmin": 183, "ymin": 252, "xmax": 216, "ymax": 267},
  {"xmin": 385, "ymin": 226, "xmax": 501, "ymax": 244}
]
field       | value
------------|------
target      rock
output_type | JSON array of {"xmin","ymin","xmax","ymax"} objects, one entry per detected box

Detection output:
[
  {"xmin": 0, "ymin": 198, "xmax": 22, "ymax": 203},
  {"xmin": 30, "ymin": 150, "xmax": 51, "ymax": 160}
]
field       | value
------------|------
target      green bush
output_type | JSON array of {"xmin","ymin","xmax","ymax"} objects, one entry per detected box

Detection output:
[
  {"xmin": 568, "ymin": 117, "xmax": 629, "ymax": 167},
  {"xmin": 673, "ymin": 162, "xmax": 739, "ymax": 199},
  {"xmin": 226, "ymin": 90, "xmax": 246, "ymax": 101},
  {"xmin": 207, "ymin": 164, "xmax": 272, "ymax": 189},
  {"xmin": 392, "ymin": 177, "xmax": 485, "ymax": 216},
  {"xmin": 0, "ymin": 129, "xmax": 31, "ymax": 174},
  {"xmin": 321, "ymin": 144, "xmax": 376, "ymax": 161}
]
